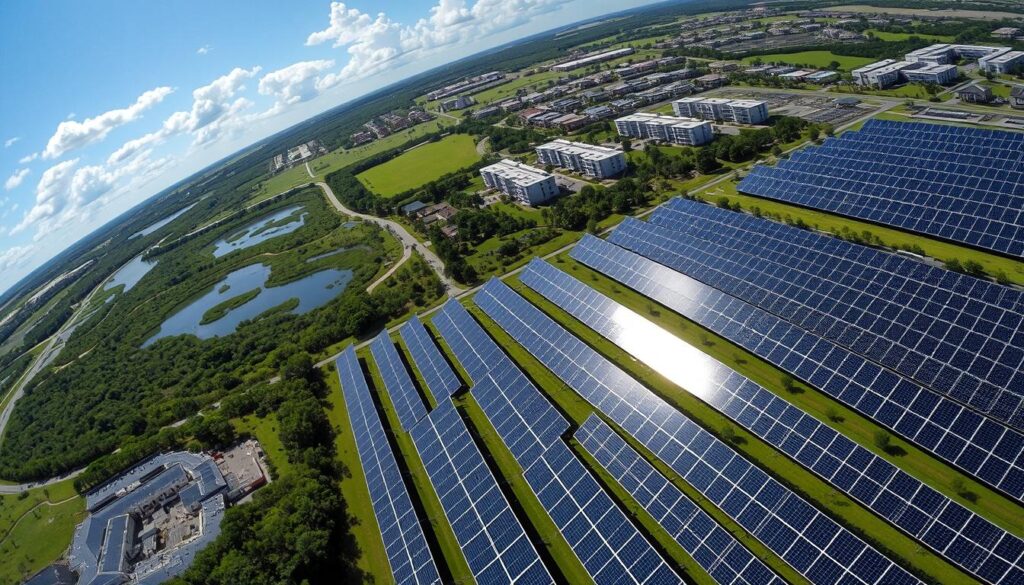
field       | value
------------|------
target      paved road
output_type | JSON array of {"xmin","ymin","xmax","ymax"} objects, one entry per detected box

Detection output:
[{"xmin": 314, "ymin": 181, "xmax": 464, "ymax": 295}]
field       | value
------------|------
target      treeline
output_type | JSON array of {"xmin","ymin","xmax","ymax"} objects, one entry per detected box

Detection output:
[
  {"xmin": 456, "ymin": 119, "xmax": 548, "ymax": 153},
  {"xmin": 547, "ymin": 179, "xmax": 650, "ymax": 232}
]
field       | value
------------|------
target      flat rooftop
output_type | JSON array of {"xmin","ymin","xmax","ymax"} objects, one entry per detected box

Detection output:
[
  {"xmin": 538, "ymin": 139, "xmax": 623, "ymax": 161},
  {"xmin": 617, "ymin": 112, "xmax": 709, "ymax": 129},
  {"xmin": 482, "ymin": 160, "xmax": 553, "ymax": 186}
]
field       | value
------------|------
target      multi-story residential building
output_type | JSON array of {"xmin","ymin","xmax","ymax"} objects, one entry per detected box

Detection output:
[
  {"xmin": 536, "ymin": 139, "xmax": 627, "ymax": 179},
  {"xmin": 672, "ymin": 98, "xmax": 769, "ymax": 125},
  {"xmin": 480, "ymin": 160, "xmax": 559, "ymax": 205},
  {"xmin": 614, "ymin": 112, "xmax": 714, "ymax": 146}
]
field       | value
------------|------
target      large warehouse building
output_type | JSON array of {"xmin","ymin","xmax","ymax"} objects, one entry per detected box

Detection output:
[
  {"xmin": 614, "ymin": 112, "xmax": 714, "ymax": 146},
  {"xmin": 480, "ymin": 160, "xmax": 559, "ymax": 205},
  {"xmin": 671, "ymin": 97, "xmax": 769, "ymax": 124},
  {"xmin": 535, "ymin": 139, "xmax": 627, "ymax": 179}
]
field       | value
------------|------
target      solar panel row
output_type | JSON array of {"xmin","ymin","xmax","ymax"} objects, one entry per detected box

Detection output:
[
  {"xmin": 430, "ymin": 301, "xmax": 680, "ymax": 585},
  {"xmin": 335, "ymin": 347, "xmax": 442, "ymax": 585},
  {"xmin": 575, "ymin": 415, "xmax": 787, "ymax": 585},
  {"xmin": 735, "ymin": 120, "xmax": 1024, "ymax": 258},
  {"xmin": 586, "ymin": 231, "xmax": 1024, "ymax": 502},
  {"xmin": 400, "ymin": 316, "xmax": 462, "ymax": 399},
  {"xmin": 521, "ymin": 259, "xmax": 1024, "ymax": 584},
  {"xmin": 370, "ymin": 331, "xmax": 430, "ymax": 431},
  {"xmin": 474, "ymin": 279, "xmax": 923, "ymax": 585},
  {"xmin": 410, "ymin": 397, "xmax": 554, "ymax": 585},
  {"xmin": 647, "ymin": 198, "xmax": 1024, "ymax": 430}
]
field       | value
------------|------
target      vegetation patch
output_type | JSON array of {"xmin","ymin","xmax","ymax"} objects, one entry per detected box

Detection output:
[
  {"xmin": 356, "ymin": 134, "xmax": 481, "ymax": 197},
  {"xmin": 199, "ymin": 288, "xmax": 262, "ymax": 325},
  {"xmin": 742, "ymin": 50, "xmax": 875, "ymax": 70}
]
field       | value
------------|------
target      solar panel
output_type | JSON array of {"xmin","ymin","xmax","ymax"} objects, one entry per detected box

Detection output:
[
  {"xmin": 370, "ymin": 331, "xmax": 430, "ymax": 431},
  {"xmin": 643, "ymin": 198, "xmax": 1024, "ymax": 430},
  {"xmin": 522, "ymin": 258, "xmax": 1024, "ymax": 585},
  {"xmin": 575, "ymin": 415, "xmax": 786, "ymax": 585},
  {"xmin": 474, "ymin": 279, "xmax": 923, "ymax": 585},
  {"xmin": 576, "ymin": 233, "xmax": 1024, "ymax": 503},
  {"xmin": 431, "ymin": 300, "xmax": 506, "ymax": 384},
  {"xmin": 336, "ymin": 347, "xmax": 442, "ymax": 585},
  {"xmin": 409, "ymin": 396, "xmax": 554, "ymax": 585},
  {"xmin": 523, "ymin": 441, "xmax": 683, "ymax": 585},
  {"xmin": 400, "ymin": 315, "xmax": 462, "ymax": 399},
  {"xmin": 735, "ymin": 120, "xmax": 1024, "ymax": 258}
]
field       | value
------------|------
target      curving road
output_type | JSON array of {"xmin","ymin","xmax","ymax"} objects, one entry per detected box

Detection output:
[{"xmin": 314, "ymin": 181, "xmax": 464, "ymax": 295}]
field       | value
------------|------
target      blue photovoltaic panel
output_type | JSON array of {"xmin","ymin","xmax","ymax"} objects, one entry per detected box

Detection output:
[
  {"xmin": 581, "ymin": 233, "xmax": 1024, "ymax": 503},
  {"xmin": 522, "ymin": 259, "xmax": 1024, "ymax": 585},
  {"xmin": 523, "ymin": 441, "xmax": 683, "ymax": 585},
  {"xmin": 429, "ymin": 300, "xmax": 679, "ymax": 584},
  {"xmin": 735, "ymin": 119, "xmax": 1024, "ymax": 258},
  {"xmin": 474, "ymin": 279, "xmax": 922, "ymax": 585},
  {"xmin": 646, "ymin": 198, "xmax": 1024, "ymax": 430},
  {"xmin": 575, "ymin": 415, "xmax": 786, "ymax": 585},
  {"xmin": 370, "ymin": 331, "xmax": 429, "ymax": 431},
  {"xmin": 336, "ymin": 347, "xmax": 442, "ymax": 585},
  {"xmin": 400, "ymin": 315, "xmax": 462, "ymax": 398},
  {"xmin": 431, "ymin": 300, "xmax": 506, "ymax": 384},
  {"xmin": 410, "ymin": 397, "xmax": 553, "ymax": 585}
]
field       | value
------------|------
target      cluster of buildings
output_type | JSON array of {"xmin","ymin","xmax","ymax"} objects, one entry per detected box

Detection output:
[
  {"xmin": 349, "ymin": 109, "xmax": 435, "ymax": 147},
  {"xmin": 268, "ymin": 139, "xmax": 326, "ymax": 175},
  {"xmin": 551, "ymin": 47, "xmax": 635, "ymax": 72},
  {"xmin": 743, "ymin": 64, "xmax": 840, "ymax": 84},
  {"xmin": 440, "ymin": 95, "xmax": 475, "ymax": 112},
  {"xmin": 614, "ymin": 112, "xmax": 715, "ymax": 146},
  {"xmin": 401, "ymin": 201, "xmax": 460, "ymax": 238},
  {"xmin": 66, "ymin": 444, "xmax": 267, "ymax": 585},
  {"xmin": 992, "ymin": 27, "xmax": 1023, "ymax": 41},
  {"xmin": 426, "ymin": 71, "xmax": 505, "ymax": 101},
  {"xmin": 855, "ymin": 44, "xmax": 1024, "ymax": 88},
  {"xmin": 672, "ymin": 97, "xmax": 769, "ymax": 124}
]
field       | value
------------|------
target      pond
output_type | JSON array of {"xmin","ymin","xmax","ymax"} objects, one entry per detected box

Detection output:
[
  {"xmin": 131, "ymin": 203, "xmax": 197, "ymax": 239},
  {"xmin": 212, "ymin": 205, "xmax": 308, "ymax": 258},
  {"xmin": 104, "ymin": 254, "xmax": 157, "ymax": 293},
  {"xmin": 143, "ymin": 263, "xmax": 353, "ymax": 347}
]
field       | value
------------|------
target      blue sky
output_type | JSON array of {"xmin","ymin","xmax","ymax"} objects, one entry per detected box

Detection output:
[{"xmin": 0, "ymin": 0, "xmax": 659, "ymax": 293}]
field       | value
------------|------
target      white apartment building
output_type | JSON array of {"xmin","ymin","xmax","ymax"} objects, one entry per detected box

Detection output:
[
  {"xmin": 980, "ymin": 48, "xmax": 1024, "ymax": 74},
  {"xmin": 480, "ymin": 160, "xmax": 559, "ymax": 205},
  {"xmin": 903, "ymin": 63, "xmax": 958, "ymax": 85},
  {"xmin": 904, "ymin": 43, "xmax": 1023, "ymax": 75},
  {"xmin": 536, "ymin": 139, "xmax": 627, "ymax": 179},
  {"xmin": 614, "ymin": 113, "xmax": 714, "ymax": 146},
  {"xmin": 672, "ymin": 97, "xmax": 769, "ymax": 124}
]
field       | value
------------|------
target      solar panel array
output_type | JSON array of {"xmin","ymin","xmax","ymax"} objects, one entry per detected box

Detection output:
[
  {"xmin": 400, "ymin": 316, "xmax": 462, "ymax": 399},
  {"xmin": 474, "ymin": 279, "xmax": 923, "ymax": 585},
  {"xmin": 524, "ymin": 441, "xmax": 684, "ymax": 585},
  {"xmin": 583, "ymin": 232, "xmax": 1024, "ymax": 502},
  {"xmin": 646, "ymin": 198, "xmax": 1024, "ymax": 430},
  {"xmin": 736, "ymin": 119, "xmax": 1024, "ymax": 258},
  {"xmin": 335, "ymin": 347, "xmax": 442, "ymax": 585},
  {"xmin": 521, "ymin": 259, "xmax": 1024, "ymax": 584},
  {"xmin": 429, "ymin": 301, "xmax": 682, "ymax": 585},
  {"xmin": 410, "ymin": 397, "xmax": 553, "ymax": 584},
  {"xmin": 370, "ymin": 331, "xmax": 429, "ymax": 431},
  {"xmin": 575, "ymin": 415, "xmax": 786, "ymax": 585}
]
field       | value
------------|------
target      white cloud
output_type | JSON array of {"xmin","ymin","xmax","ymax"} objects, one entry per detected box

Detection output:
[
  {"xmin": 4, "ymin": 137, "xmax": 20, "ymax": 148},
  {"xmin": 306, "ymin": 0, "xmax": 571, "ymax": 80},
  {"xmin": 197, "ymin": 45, "xmax": 212, "ymax": 55},
  {"xmin": 18, "ymin": 153, "xmax": 38, "ymax": 164},
  {"xmin": 11, "ymin": 159, "xmax": 79, "ymax": 235},
  {"xmin": 41, "ymin": 86, "xmax": 174, "ymax": 160},
  {"xmin": 0, "ymin": 245, "xmax": 34, "ymax": 273},
  {"xmin": 258, "ymin": 60, "xmax": 339, "ymax": 112},
  {"xmin": 4, "ymin": 168, "xmax": 30, "ymax": 191}
]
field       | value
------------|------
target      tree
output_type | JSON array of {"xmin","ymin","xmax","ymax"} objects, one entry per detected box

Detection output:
[
  {"xmin": 620, "ymin": 137, "xmax": 633, "ymax": 152},
  {"xmin": 873, "ymin": 430, "xmax": 893, "ymax": 453},
  {"xmin": 695, "ymin": 148, "xmax": 720, "ymax": 174},
  {"xmin": 828, "ymin": 60, "xmax": 841, "ymax": 70},
  {"xmin": 281, "ymin": 351, "xmax": 315, "ymax": 383}
]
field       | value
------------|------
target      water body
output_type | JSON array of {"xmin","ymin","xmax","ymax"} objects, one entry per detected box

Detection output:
[
  {"xmin": 104, "ymin": 254, "xmax": 157, "ymax": 293},
  {"xmin": 143, "ymin": 263, "xmax": 353, "ymax": 347},
  {"xmin": 212, "ymin": 205, "xmax": 308, "ymax": 258},
  {"xmin": 131, "ymin": 203, "xmax": 197, "ymax": 239},
  {"xmin": 305, "ymin": 245, "xmax": 370, "ymax": 263}
]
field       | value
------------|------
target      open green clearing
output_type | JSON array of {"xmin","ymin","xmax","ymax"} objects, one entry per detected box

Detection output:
[
  {"xmin": 743, "ymin": 51, "xmax": 876, "ymax": 71},
  {"xmin": 356, "ymin": 134, "xmax": 481, "ymax": 197},
  {"xmin": 469, "ymin": 71, "xmax": 566, "ymax": 105},
  {"xmin": 0, "ymin": 479, "xmax": 84, "ymax": 585},
  {"xmin": 865, "ymin": 29, "xmax": 955, "ymax": 42},
  {"xmin": 232, "ymin": 413, "xmax": 291, "ymax": 478}
]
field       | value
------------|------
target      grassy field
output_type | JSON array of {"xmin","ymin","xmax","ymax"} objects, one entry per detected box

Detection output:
[
  {"xmin": 470, "ymin": 71, "xmax": 565, "ymax": 105},
  {"xmin": 703, "ymin": 180, "xmax": 1024, "ymax": 286},
  {"xmin": 865, "ymin": 29, "xmax": 955, "ymax": 42},
  {"xmin": 232, "ymin": 413, "xmax": 291, "ymax": 478},
  {"xmin": 356, "ymin": 134, "xmax": 481, "ymax": 197},
  {"xmin": 0, "ymin": 479, "xmax": 84, "ymax": 585},
  {"xmin": 742, "ymin": 51, "xmax": 875, "ymax": 71}
]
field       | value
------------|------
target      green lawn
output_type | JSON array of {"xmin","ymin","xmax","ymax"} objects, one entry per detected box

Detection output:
[
  {"xmin": 742, "ymin": 51, "xmax": 875, "ymax": 71},
  {"xmin": 470, "ymin": 71, "xmax": 565, "ymax": 105},
  {"xmin": 865, "ymin": 29, "xmax": 955, "ymax": 42},
  {"xmin": 0, "ymin": 479, "xmax": 84, "ymax": 585},
  {"xmin": 356, "ymin": 134, "xmax": 481, "ymax": 197}
]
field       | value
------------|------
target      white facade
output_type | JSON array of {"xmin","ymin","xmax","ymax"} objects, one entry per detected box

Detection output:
[
  {"xmin": 980, "ymin": 48, "xmax": 1024, "ymax": 74},
  {"xmin": 536, "ymin": 139, "xmax": 627, "ymax": 179},
  {"xmin": 672, "ymin": 97, "xmax": 768, "ymax": 124},
  {"xmin": 903, "ymin": 63, "xmax": 958, "ymax": 85},
  {"xmin": 480, "ymin": 160, "xmax": 559, "ymax": 205},
  {"xmin": 614, "ymin": 113, "xmax": 714, "ymax": 146},
  {"xmin": 904, "ymin": 43, "xmax": 1022, "ymax": 75}
]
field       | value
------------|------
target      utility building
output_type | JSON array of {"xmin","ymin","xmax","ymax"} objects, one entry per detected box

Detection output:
[
  {"xmin": 536, "ymin": 139, "xmax": 627, "ymax": 179},
  {"xmin": 480, "ymin": 160, "xmax": 559, "ymax": 205}
]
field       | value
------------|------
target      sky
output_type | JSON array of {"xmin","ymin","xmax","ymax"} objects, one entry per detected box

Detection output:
[{"xmin": 0, "ymin": 0, "xmax": 662, "ymax": 294}]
